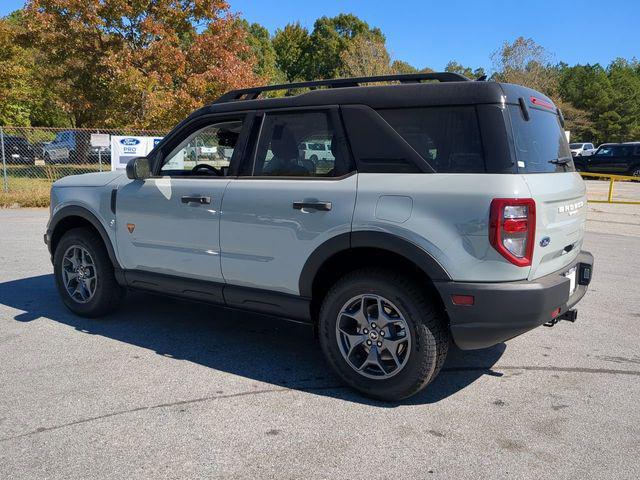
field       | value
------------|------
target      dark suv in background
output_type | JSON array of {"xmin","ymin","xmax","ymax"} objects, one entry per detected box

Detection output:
[
  {"xmin": 574, "ymin": 143, "xmax": 640, "ymax": 176},
  {"xmin": 2, "ymin": 135, "xmax": 36, "ymax": 164}
]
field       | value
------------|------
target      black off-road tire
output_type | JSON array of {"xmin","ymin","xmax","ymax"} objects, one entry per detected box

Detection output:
[
  {"xmin": 53, "ymin": 228, "xmax": 124, "ymax": 317},
  {"xmin": 318, "ymin": 268, "xmax": 450, "ymax": 401}
]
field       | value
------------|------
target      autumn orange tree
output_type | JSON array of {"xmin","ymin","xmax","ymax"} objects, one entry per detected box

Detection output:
[{"xmin": 23, "ymin": 0, "xmax": 259, "ymax": 129}]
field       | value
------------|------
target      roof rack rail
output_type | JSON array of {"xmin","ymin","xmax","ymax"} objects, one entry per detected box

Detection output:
[{"xmin": 214, "ymin": 72, "xmax": 470, "ymax": 104}]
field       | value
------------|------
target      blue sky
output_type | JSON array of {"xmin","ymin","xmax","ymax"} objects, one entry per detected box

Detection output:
[{"xmin": 3, "ymin": 0, "xmax": 638, "ymax": 71}]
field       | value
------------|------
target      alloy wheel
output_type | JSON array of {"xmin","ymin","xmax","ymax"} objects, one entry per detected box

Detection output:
[
  {"xmin": 336, "ymin": 294, "xmax": 412, "ymax": 379},
  {"xmin": 61, "ymin": 245, "xmax": 98, "ymax": 303}
]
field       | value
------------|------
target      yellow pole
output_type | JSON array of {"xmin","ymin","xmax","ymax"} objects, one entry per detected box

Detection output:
[{"xmin": 608, "ymin": 177, "xmax": 615, "ymax": 203}]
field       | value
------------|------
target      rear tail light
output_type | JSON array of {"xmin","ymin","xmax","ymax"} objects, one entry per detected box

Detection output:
[{"xmin": 489, "ymin": 198, "xmax": 536, "ymax": 267}]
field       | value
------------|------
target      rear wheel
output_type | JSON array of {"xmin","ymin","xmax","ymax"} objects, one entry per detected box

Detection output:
[
  {"xmin": 318, "ymin": 268, "xmax": 449, "ymax": 401},
  {"xmin": 53, "ymin": 228, "xmax": 124, "ymax": 317}
]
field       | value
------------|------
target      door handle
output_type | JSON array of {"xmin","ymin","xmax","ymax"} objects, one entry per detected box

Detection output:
[
  {"xmin": 181, "ymin": 195, "xmax": 211, "ymax": 205},
  {"xmin": 293, "ymin": 201, "xmax": 332, "ymax": 211}
]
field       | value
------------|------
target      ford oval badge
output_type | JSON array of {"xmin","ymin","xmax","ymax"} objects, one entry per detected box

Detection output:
[
  {"xmin": 540, "ymin": 236, "xmax": 551, "ymax": 247},
  {"xmin": 120, "ymin": 138, "xmax": 141, "ymax": 146}
]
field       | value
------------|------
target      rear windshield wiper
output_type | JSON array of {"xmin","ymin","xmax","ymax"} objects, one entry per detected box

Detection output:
[
  {"xmin": 548, "ymin": 157, "xmax": 572, "ymax": 170},
  {"xmin": 548, "ymin": 157, "xmax": 571, "ymax": 165}
]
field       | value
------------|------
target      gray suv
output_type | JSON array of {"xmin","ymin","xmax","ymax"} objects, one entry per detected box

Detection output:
[{"xmin": 45, "ymin": 73, "xmax": 594, "ymax": 400}]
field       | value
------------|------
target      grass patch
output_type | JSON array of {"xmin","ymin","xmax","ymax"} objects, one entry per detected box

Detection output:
[
  {"xmin": 1, "ymin": 164, "xmax": 106, "ymax": 207},
  {"xmin": 1, "ymin": 177, "xmax": 51, "ymax": 207}
]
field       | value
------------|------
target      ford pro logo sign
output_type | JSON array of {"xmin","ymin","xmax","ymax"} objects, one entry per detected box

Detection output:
[{"xmin": 120, "ymin": 138, "xmax": 141, "ymax": 146}]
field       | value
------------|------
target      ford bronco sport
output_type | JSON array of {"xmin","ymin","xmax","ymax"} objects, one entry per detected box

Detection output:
[{"xmin": 45, "ymin": 73, "xmax": 594, "ymax": 401}]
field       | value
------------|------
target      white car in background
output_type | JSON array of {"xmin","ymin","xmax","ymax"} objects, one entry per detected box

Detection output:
[
  {"xmin": 570, "ymin": 142, "xmax": 595, "ymax": 157},
  {"xmin": 301, "ymin": 139, "xmax": 333, "ymax": 162}
]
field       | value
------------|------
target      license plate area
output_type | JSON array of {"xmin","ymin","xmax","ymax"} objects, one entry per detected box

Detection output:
[{"xmin": 565, "ymin": 266, "xmax": 577, "ymax": 296}]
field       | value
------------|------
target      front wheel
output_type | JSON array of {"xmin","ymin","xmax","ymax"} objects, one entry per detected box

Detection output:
[
  {"xmin": 53, "ymin": 228, "xmax": 124, "ymax": 317},
  {"xmin": 318, "ymin": 269, "xmax": 449, "ymax": 401}
]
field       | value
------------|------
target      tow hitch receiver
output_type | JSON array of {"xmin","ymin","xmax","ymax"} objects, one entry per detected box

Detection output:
[{"xmin": 544, "ymin": 309, "xmax": 578, "ymax": 327}]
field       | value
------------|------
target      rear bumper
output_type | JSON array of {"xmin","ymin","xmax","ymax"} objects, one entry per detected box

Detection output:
[{"xmin": 435, "ymin": 250, "xmax": 594, "ymax": 350}]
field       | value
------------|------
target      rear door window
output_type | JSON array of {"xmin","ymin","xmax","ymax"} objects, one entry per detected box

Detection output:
[
  {"xmin": 508, "ymin": 105, "xmax": 574, "ymax": 173},
  {"xmin": 378, "ymin": 106, "xmax": 485, "ymax": 173},
  {"xmin": 618, "ymin": 146, "xmax": 633, "ymax": 157},
  {"xmin": 250, "ymin": 110, "xmax": 352, "ymax": 177}
]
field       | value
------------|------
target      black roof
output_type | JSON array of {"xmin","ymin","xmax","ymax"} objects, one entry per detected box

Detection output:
[
  {"xmin": 214, "ymin": 72, "xmax": 471, "ymax": 103},
  {"xmin": 185, "ymin": 73, "xmax": 555, "ymax": 121}
]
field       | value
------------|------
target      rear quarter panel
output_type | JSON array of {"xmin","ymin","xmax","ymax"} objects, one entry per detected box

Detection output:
[{"xmin": 353, "ymin": 173, "xmax": 534, "ymax": 282}]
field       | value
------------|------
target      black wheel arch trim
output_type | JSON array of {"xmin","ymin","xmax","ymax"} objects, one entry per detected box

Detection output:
[
  {"xmin": 48, "ymin": 205, "xmax": 121, "ymax": 270},
  {"xmin": 298, "ymin": 231, "xmax": 451, "ymax": 297}
]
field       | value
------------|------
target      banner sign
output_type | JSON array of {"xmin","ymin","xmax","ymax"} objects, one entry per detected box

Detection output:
[
  {"xmin": 110, "ymin": 136, "xmax": 163, "ymax": 171},
  {"xmin": 90, "ymin": 133, "xmax": 110, "ymax": 148}
]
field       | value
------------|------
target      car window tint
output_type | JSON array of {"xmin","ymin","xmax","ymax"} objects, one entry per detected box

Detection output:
[
  {"xmin": 377, "ymin": 106, "xmax": 486, "ymax": 173},
  {"xmin": 160, "ymin": 120, "xmax": 243, "ymax": 176},
  {"xmin": 252, "ymin": 111, "xmax": 348, "ymax": 177},
  {"xmin": 508, "ymin": 105, "xmax": 574, "ymax": 173},
  {"xmin": 596, "ymin": 146, "xmax": 613, "ymax": 156},
  {"xmin": 618, "ymin": 146, "xmax": 633, "ymax": 157}
]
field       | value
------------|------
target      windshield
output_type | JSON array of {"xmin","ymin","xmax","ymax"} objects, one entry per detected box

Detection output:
[
  {"xmin": 509, "ymin": 105, "xmax": 574, "ymax": 173},
  {"xmin": 569, "ymin": 143, "xmax": 583, "ymax": 149}
]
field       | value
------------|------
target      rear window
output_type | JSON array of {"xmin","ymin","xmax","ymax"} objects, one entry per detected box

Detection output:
[
  {"xmin": 378, "ymin": 107, "xmax": 485, "ymax": 173},
  {"xmin": 509, "ymin": 105, "xmax": 574, "ymax": 173}
]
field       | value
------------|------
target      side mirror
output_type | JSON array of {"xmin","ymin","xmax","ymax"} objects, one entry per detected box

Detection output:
[{"xmin": 126, "ymin": 157, "xmax": 151, "ymax": 180}]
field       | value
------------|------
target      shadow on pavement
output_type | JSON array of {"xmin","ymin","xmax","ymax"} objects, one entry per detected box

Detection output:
[{"xmin": 0, "ymin": 274, "xmax": 505, "ymax": 406}]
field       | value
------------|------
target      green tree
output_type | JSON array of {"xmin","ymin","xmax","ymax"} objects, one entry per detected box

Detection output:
[
  {"xmin": 238, "ymin": 20, "xmax": 285, "ymax": 84},
  {"xmin": 0, "ymin": 13, "xmax": 32, "ymax": 126},
  {"xmin": 0, "ymin": 10, "xmax": 68, "ymax": 127},
  {"xmin": 306, "ymin": 14, "xmax": 385, "ymax": 80},
  {"xmin": 391, "ymin": 60, "xmax": 418, "ymax": 74},
  {"xmin": 340, "ymin": 35, "xmax": 392, "ymax": 78},
  {"xmin": 445, "ymin": 60, "xmax": 486, "ymax": 80},
  {"xmin": 272, "ymin": 22, "xmax": 310, "ymax": 82},
  {"xmin": 491, "ymin": 37, "xmax": 556, "ymax": 95},
  {"xmin": 558, "ymin": 60, "xmax": 640, "ymax": 143},
  {"xmin": 558, "ymin": 63, "xmax": 612, "ymax": 142},
  {"xmin": 607, "ymin": 58, "xmax": 640, "ymax": 141}
]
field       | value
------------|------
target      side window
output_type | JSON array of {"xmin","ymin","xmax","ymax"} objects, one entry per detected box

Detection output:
[
  {"xmin": 619, "ymin": 146, "xmax": 632, "ymax": 157},
  {"xmin": 251, "ymin": 111, "xmax": 349, "ymax": 177},
  {"xmin": 160, "ymin": 120, "xmax": 243, "ymax": 176},
  {"xmin": 597, "ymin": 146, "xmax": 613, "ymax": 156},
  {"xmin": 378, "ymin": 106, "xmax": 485, "ymax": 173}
]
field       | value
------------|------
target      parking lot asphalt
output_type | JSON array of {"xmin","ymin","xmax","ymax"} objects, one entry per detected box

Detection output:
[{"xmin": 0, "ymin": 207, "xmax": 639, "ymax": 480}]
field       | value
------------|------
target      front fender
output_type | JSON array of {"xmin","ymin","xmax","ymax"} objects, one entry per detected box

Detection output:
[{"xmin": 46, "ymin": 204, "xmax": 121, "ymax": 269}]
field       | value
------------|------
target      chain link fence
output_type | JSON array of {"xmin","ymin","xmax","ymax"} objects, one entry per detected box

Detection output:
[{"xmin": 0, "ymin": 126, "xmax": 167, "ymax": 207}]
